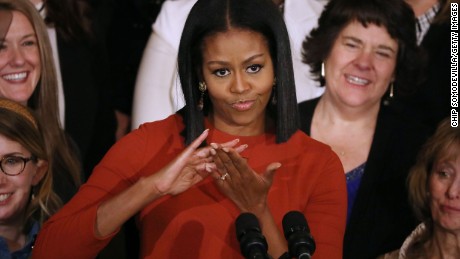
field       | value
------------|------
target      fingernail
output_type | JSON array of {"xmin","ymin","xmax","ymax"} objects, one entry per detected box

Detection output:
[
  {"xmin": 210, "ymin": 143, "xmax": 218, "ymax": 149},
  {"xmin": 222, "ymin": 147, "xmax": 229, "ymax": 152},
  {"xmin": 210, "ymin": 149, "xmax": 216, "ymax": 155}
]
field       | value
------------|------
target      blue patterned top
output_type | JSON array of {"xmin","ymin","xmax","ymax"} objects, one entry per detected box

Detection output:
[{"xmin": 346, "ymin": 163, "xmax": 366, "ymax": 223}]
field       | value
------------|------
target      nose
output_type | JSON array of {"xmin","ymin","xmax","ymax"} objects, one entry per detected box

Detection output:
[
  {"xmin": 447, "ymin": 180, "xmax": 460, "ymax": 199},
  {"xmin": 8, "ymin": 46, "xmax": 26, "ymax": 67},
  {"xmin": 230, "ymin": 72, "xmax": 250, "ymax": 94},
  {"xmin": 354, "ymin": 51, "xmax": 372, "ymax": 71}
]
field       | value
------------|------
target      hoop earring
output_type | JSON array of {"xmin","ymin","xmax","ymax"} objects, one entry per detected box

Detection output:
[
  {"xmin": 389, "ymin": 82, "xmax": 394, "ymax": 98},
  {"xmin": 198, "ymin": 82, "xmax": 207, "ymax": 111}
]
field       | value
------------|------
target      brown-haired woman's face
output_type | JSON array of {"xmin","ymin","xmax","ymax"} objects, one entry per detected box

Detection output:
[
  {"xmin": 323, "ymin": 21, "xmax": 398, "ymax": 109},
  {"xmin": 429, "ymin": 153, "xmax": 460, "ymax": 233},
  {"xmin": 0, "ymin": 11, "xmax": 40, "ymax": 106}
]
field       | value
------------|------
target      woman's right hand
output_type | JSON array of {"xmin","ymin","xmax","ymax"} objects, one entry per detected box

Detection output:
[{"xmin": 151, "ymin": 129, "xmax": 248, "ymax": 196}]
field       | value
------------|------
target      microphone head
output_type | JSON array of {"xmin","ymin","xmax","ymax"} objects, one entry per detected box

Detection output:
[
  {"xmin": 282, "ymin": 211, "xmax": 310, "ymax": 239},
  {"xmin": 282, "ymin": 211, "xmax": 316, "ymax": 257},
  {"xmin": 235, "ymin": 213, "xmax": 268, "ymax": 258},
  {"xmin": 235, "ymin": 213, "xmax": 261, "ymax": 240}
]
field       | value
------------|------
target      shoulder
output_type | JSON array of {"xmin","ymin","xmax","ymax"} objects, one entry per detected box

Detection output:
[
  {"xmin": 286, "ymin": 130, "xmax": 341, "ymax": 168},
  {"xmin": 134, "ymin": 114, "xmax": 185, "ymax": 142}
]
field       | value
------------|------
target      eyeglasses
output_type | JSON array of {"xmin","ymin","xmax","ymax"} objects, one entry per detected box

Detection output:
[{"xmin": 0, "ymin": 155, "xmax": 37, "ymax": 176}]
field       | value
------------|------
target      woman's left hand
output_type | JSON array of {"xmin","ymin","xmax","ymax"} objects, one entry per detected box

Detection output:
[{"xmin": 209, "ymin": 144, "xmax": 281, "ymax": 214}]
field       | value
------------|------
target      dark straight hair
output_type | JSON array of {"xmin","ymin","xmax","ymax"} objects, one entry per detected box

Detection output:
[{"xmin": 178, "ymin": 0, "xmax": 299, "ymax": 145}]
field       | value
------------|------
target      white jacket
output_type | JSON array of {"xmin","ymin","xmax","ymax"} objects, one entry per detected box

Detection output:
[{"xmin": 132, "ymin": 0, "xmax": 327, "ymax": 128}]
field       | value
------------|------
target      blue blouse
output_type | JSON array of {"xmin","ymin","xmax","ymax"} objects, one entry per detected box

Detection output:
[
  {"xmin": 346, "ymin": 163, "xmax": 366, "ymax": 223},
  {"xmin": 0, "ymin": 221, "xmax": 39, "ymax": 259}
]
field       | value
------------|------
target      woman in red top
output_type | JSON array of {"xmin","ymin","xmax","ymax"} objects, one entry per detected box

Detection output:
[{"xmin": 33, "ymin": 0, "xmax": 347, "ymax": 258}]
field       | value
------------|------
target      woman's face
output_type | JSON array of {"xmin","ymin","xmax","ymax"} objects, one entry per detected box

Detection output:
[
  {"xmin": 324, "ymin": 21, "xmax": 398, "ymax": 109},
  {"xmin": 0, "ymin": 134, "xmax": 45, "ymax": 226},
  {"xmin": 0, "ymin": 11, "xmax": 40, "ymax": 105},
  {"xmin": 429, "ymin": 153, "xmax": 460, "ymax": 233},
  {"xmin": 201, "ymin": 29, "xmax": 274, "ymax": 136}
]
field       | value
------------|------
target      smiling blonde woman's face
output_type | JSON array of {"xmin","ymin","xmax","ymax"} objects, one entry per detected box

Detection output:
[{"xmin": 0, "ymin": 11, "xmax": 40, "ymax": 105}]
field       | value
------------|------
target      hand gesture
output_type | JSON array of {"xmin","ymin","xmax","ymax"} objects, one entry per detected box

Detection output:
[
  {"xmin": 152, "ymin": 130, "xmax": 247, "ymax": 196},
  {"xmin": 209, "ymin": 144, "xmax": 281, "ymax": 214}
]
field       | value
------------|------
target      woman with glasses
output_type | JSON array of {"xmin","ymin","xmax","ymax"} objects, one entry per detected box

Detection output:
[{"xmin": 0, "ymin": 98, "xmax": 61, "ymax": 258}]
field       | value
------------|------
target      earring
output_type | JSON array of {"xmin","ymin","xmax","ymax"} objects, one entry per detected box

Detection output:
[
  {"xmin": 273, "ymin": 77, "xmax": 277, "ymax": 86},
  {"xmin": 321, "ymin": 62, "xmax": 325, "ymax": 78},
  {"xmin": 389, "ymin": 82, "xmax": 394, "ymax": 98},
  {"xmin": 198, "ymin": 82, "xmax": 207, "ymax": 111}
]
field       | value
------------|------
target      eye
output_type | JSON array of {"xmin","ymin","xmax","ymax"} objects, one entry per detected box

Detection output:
[
  {"xmin": 213, "ymin": 68, "xmax": 230, "ymax": 77},
  {"xmin": 3, "ymin": 156, "xmax": 22, "ymax": 166},
  {"xmin": 376, "ymin": 51, "xmax": 392, "ymax": 59},
  {"xmin": 22, "ymin": 40, "xmax": 37, "ymax": 47},
  {"xmin": 343, "ymin": 40, "xmax": 359, "ymax": 49},
  {"xmin": 436, "ymin": 170, "xmax": 451, "ymax": 178},
  {"xmin": 246, "ymin": 64, "xmax": 262, "ymax": 74}
]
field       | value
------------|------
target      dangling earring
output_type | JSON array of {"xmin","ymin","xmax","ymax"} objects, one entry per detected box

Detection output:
[
  {"xmin": 198, "ymin": 81, "xmax": 207, "ymax": 111},
  {"xmin": 321, "ymin": 62, "xmax": 325, "ymax": 78},
  {"xmin": 389, "ymin": 82, "xmax": 394, "ymax": 98}
]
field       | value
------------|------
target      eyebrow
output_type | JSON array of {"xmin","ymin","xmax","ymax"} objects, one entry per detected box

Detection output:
[
  {"xmin": 206, "ymin": 53, "xmax": 265, "ymax": 66},
  {"xmin": 342, "ymin": 36, "xmax": 397, "ymax": 53}
]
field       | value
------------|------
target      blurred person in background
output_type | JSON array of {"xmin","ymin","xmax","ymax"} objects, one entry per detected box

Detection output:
[
  {"xmin": 380, "ymin": 119, "xmax": 460, "ymax": 258},
  {"xmin": 299, "ymin": 0, "xmax": 431, "ymax": 257},
  {"xmin": 0, "ymin": 0, "xmax": 81, "ymax": 203}
]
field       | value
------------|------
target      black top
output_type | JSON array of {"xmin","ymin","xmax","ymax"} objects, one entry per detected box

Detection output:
[
  {"xmin": 392, "ymin": 20, "xmax": 451, "ymax": 132},
  {"xmin": 299, "ymin": 97, "xmax": 431, "ymax": 259}
]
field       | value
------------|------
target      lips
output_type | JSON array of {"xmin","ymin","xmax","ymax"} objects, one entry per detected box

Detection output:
[
  {"xmin": 231, "ymin": 100, "xmax": 255, "ymax": 111},
  {"xmin": 441, "ymin": 205, "xmax": 460, "ymax": 213}
]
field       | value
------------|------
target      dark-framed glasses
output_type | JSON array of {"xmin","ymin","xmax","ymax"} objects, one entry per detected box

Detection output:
[{"xmin": 0, "ymin": 155, "xmax": 37, "ymax": 176}]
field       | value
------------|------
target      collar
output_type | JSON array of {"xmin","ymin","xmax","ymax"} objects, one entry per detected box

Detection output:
[{"xmin": 415, "ymin": 2, "xmax": 441, "ymax": 45}]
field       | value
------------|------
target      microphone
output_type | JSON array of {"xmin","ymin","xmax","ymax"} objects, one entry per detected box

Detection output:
[
  {"xmin": 235, "ymin": 212, "xmax": 269, "ymax": 259},
  {"xmin": 282, "ymin": 211, "xmax": 316, "ymax": 259}
]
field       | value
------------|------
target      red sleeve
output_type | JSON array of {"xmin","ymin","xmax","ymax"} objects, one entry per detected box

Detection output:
[{"xmin": 32, "ymin": 117, "xmax": 183, "ymax": 258}]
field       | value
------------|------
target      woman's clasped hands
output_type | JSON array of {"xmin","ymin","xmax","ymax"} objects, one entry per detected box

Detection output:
[{"xmin": 151, "ymin": 129, "xmax": 248, "ymax": 196}]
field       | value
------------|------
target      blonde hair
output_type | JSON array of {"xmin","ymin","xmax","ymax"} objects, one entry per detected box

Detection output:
[{"xmin": 0, "ymin": 98, "xmax": 62, "ymax": 227}]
